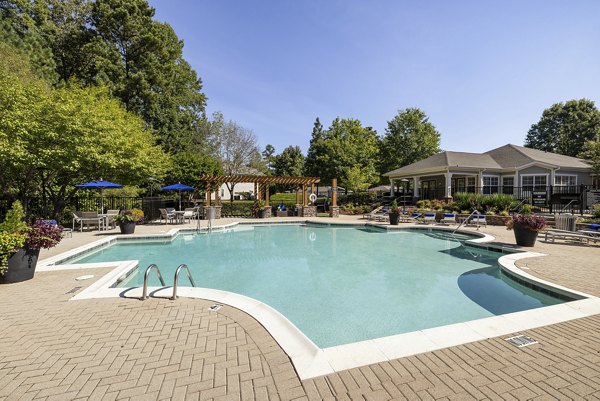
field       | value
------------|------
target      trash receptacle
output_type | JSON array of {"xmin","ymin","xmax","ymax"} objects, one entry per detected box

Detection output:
[{"xmin": 206, "ymin": 207, "xmax": 216, "ymax": 221}]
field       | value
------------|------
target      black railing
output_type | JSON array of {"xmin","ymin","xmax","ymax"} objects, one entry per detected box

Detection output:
[{"xmin": 417, "ymin": 185, "xmax": 595, "ymax": 214}]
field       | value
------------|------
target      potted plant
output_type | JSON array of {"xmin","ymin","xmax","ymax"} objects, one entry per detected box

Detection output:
[
  {"xmin": 114, "ymin": 208, "xmax": 144, "ymax": 234},
  {"xmin": 389, "ymin": 199, "xmax": 400, "ymax": 225},
  {"xmin": 506, "ymin": 213, "xmax": 546, "ymax": 246},
  {"xmin": 1, "ymin": 201, "xmax": 63, "ymax": 283},
  {"xmin": 253, "ymin": 199, "xmax": 267, "ymax": 218}
]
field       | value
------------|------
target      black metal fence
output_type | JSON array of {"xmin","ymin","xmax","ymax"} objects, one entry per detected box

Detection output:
[
  {"xmin": 416, "ymin": 185, "xmax": 597, "ymax": 214},
  {"xmin": 0, "ymin": 196, "xmax": 180, "ymax": 224}
]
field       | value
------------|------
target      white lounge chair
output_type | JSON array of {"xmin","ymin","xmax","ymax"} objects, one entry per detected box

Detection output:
[
  {"xmin": 467, "ymin": 214, "xmax": 487, "ymax": 227},
  {"xmin": 419, "ymin": 213, "xmax": 437, "ymax": 224},
  {"xmin": 403, "ymin": 211, "xmax": 421, "ymax": 223},
  {"xmin": 439, "ymin": 213, "xmax": 457, "ymax": 225},
  {"xmin": 363, "ymin": 206, "xmax": 384, "ymax": 220},
  {"xmin": 544, "ymin": 229, "xmax": 600, "ymax": 244}
]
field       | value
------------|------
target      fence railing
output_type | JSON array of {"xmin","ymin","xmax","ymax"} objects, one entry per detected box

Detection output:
[{"xmin": 417, "ymin": 185, "xmax": 596, "ymax": 214}]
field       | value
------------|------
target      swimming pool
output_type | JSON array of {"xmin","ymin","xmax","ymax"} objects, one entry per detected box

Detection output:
[{"xmin": 69, "ymin": 224, "xmax": 567, "ymax": 348}]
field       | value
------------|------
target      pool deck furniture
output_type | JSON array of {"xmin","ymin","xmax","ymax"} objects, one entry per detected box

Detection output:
[
  {"xmin": 419, "ymin": 213, "xmax": 437, "ymax": 224},
  {"xmin": 402, "ymin": 211, "xmax": 422, "ymax": 223},
  {"xmin": 159, "ymin": 208, "xmax": 175, "ymax": 224},
  {"xmin": 467, "ymin": 214, "xmax": 487, "ymax": 227},
  {"xmin": 544, "ymin": 228, "xmax": 600, "ymax": 244},
  {"xmin": 439, "ymin": 213, "xmax": 457, "ymax": 225},
  {"xmin": 362, "ymin": 206, "xmax": 384, "ymax": 220}
]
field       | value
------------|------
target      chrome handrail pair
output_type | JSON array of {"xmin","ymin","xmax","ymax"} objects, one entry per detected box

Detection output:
[{"xmin": 141, "ymin": 263, "xmax": 196, "ymax": 301}]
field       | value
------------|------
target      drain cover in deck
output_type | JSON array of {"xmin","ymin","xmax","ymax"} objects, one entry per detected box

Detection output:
[{"xmin": 505, "ymin": 335, "xmax": 538, "ymax": 347}]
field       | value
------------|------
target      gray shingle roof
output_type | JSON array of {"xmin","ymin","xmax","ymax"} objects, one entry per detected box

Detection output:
[{"xmin": 384, "ymin": 143, "xmax": 591, "ymax": 176}]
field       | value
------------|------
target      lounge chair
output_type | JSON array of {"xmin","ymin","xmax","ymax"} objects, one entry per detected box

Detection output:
[
  {"xmin": 363, "ymin": 206, "xmax": 384, "ymax": 220},
  {"xmin": 467, "ymin": 214, "xmax": 487, "ymax": 227},
  {"xmin": 544, "ymin": 229, "xmax": 600, "ymax": 244},
  {"xmin": 403, "ymin": 211, "xmax": 421, "ymax": 223},
  {"xmin": 419, "ymin": 213, "xmax": 437, "ymax": 224},
  {"xmin": 159, "ymin": 208, "xmax": 175, "ymax": 224},
  {"xmin": 439, "ymin": 213, "xmax": 457, "ymax": 225}
]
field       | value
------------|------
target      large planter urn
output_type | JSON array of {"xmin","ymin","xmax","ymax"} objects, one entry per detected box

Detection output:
[
  {"xmin": 119, "ymin": 221, "xmax": 136, "ymax": 234},
  {"xmin": 389, "ymin": 212, "xmax": 400, "ymax": 225},
  {"xmin": 1, "ymin": 247, "xmax": 41, "ymax": 283},
  {"xmin": 513, "ymin": 223, "xmax": 539, "ymax": 247},
  {"xmin": 257, "ymin": 209, "xmax": 266, "ymax": 219}
]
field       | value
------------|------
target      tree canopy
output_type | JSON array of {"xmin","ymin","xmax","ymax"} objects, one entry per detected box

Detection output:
[
  {"xmin": 379, "ymin": 108, "xmax": 441, "ymax": 176},
  {"xmin": 0, "ymin": 41, "xmax": 170, "ymax": 217},
  {"xmin": 524, "ymin": 99, "xmax": 600, "ymax": 157},
  {"xmin": 304, "ymin": 117, "xmax": 380, "ymax": 188}
]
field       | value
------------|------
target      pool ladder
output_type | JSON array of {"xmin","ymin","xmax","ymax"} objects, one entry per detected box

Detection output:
[{"xmin": 141, "ymin": 263, "xmax": 196, "ymax": 301}]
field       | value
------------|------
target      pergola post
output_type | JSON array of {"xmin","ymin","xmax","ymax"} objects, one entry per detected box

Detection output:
[
  {"xmin": 302, "ymin": 184, "xmax": 307, "ymax": 206},
  {"xmin": 215, "ymin": 183, "xmax": 220, "ymax": 206},
  {"xmin": 205, "ymin": 183, "xmax": 211, "ymax": 207},
  {"xmin": 330, "ymin": 178, "xmax": 339, "ymax": 218},
  {"xmin": 265, "ymin": 183, "xmax": 270, "ymax": 206}
]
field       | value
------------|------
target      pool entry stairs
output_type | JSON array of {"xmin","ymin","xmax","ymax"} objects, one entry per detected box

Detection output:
[{"xmin": 141, "ymin": 263, "xmax": 196, "ymax": 301}]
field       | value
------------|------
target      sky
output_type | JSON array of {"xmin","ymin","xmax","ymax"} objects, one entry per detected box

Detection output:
[{"xmin": 149, "ymin": 0, "xmax": 600, "ymax": 155}]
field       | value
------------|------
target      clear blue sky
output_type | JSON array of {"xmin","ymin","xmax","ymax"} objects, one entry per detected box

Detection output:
[{"xmin": 149, "ymin": 0, "xmax": 600, "ymax": 154}]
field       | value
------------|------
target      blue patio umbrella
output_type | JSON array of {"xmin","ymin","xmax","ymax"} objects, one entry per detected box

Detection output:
[
  {"xmin": 76, "ymin": 179, "xmax": 123, "ymax": 213},
  {"xmin": 161, "ymin": 183, "xmax": 195, "ymax": 210}
]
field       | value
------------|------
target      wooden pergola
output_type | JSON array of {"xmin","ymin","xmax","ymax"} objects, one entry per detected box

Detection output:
[{"xmin": 198, "ymin": 175, "xmax": 335, "ymax": 207}]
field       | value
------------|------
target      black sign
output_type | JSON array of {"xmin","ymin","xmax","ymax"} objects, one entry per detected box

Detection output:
[{"xmin": 532, "ymin": 191, "xmax": 547, "ymax": 206}]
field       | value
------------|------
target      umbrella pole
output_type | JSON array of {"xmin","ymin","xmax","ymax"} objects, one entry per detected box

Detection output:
[
  {"xmin": 100, "ymin": 188, "xmax": 104, "ymax": 214},
  {"xmin": 179, "ymin": 190, "xmax": 182, "ymax": 211}
]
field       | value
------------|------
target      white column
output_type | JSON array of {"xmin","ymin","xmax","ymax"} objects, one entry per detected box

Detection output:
[
  {"xmin": 413, "ymin": 177, "xmax": 419, "ymax": 197},
  {"xmin": 390, "ymin": 179, "xmax": 395, "ymax": 196},
  {"xmin": 479, "ymin": 173, "xmax": 485, "ymax": 194},
  {"xmin": 445, "ymin": 173, "xmax": 453, "ymax": 198},
  {"xmin": 514, "ymin": 172, "xmax": 518, "ymax": 196}
]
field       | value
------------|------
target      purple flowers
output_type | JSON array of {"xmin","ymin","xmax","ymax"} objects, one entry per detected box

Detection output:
[
  {"xmin": 506, "ymin": 214, "xmax": 546, "ymax": 232},
  {"xmin": 25, "ymin": 222, "xmax": 63, "ymax": 250}
]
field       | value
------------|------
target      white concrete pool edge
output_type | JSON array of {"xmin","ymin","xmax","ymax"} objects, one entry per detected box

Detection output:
[{"xmin": 35, "ymin": 222, "xmax": 600, "ymax": 380}]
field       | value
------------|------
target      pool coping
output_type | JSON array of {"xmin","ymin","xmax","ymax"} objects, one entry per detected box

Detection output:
[{"xmin": 37, "ymin": 220, "xmax": 600, "ymax": 380}]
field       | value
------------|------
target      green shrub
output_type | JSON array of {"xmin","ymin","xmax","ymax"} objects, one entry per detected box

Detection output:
[{"xmin": 592, "ymin": 204, "xmax": 600, "ymax": 218}]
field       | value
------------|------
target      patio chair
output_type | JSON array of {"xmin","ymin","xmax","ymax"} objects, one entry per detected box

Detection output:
[
  {"xmin": 81, "ymin": 211, "xmax": 103, "ymax": 231},
  {"xmin": 182, "ymin": 208, "xmax": 196, "ymax": 223},
  {"xmin": 544, "ymin": 229, "xmax": 600, "ymax": 245},
  {"xmin": 159, "ymin": 208, "xmax": 175, "ymax": 224},
  {"xmin": 105, "ymin": 210, "xmax": 119, "ymax": 229},
  {"xmin": 72, "ymin": 211, "xmax": 100, "ymax": 232},
  {"xmin": 439, "ymin": 213, "xmax": 457, "ymax": 225},
  {"xmin": 419, "ymin": 213, "xmax": 437, "ymax": 224}
]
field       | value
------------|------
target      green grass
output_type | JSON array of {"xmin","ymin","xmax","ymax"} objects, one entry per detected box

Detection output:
[{"xmin": 270, "ymin": 193, "xmax": 299, "ymax": 203}]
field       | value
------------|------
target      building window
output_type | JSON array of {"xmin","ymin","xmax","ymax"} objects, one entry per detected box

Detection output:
[
  {"xmin": 554, "ymin": 175, "xmax": 576, "ymax": 187},
  {"xmin": 466, "ymin": 176, "xmax": 476, "ymax": 193},
  {"xmin": 521, "ymin": 175, "xmax": 547, "ymax": 190},
  {"xmin": 502, "ymin": 177, "xmax": 514, "ymax": 195},
  {"xmin": 483, "ymin": 176, "xmax": 499, "ymax": 194}
]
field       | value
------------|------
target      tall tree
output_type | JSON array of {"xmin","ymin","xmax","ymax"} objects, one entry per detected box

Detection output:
[
  {"xmin": 273, "ymin": 146, "xmax": 304, "ymax": 177},
  {"xmin": 208, "ymin": 112, "xmax": 260, "ymax": 200},
  {"xmin": 0, "ymin": 41, "xmax": 169, "ymax": 217},
  {"xmin": 262, "ymin": 144, "xmax": 275, "ymax": 173},
  {"xmin": 304, "ymin": 117, "xmax": 380, "ymax": 188},
  {"xmin": 524, "ymin": 99, "xmax": 600, "ymax": 157},
  {"xmin": 379, "ymin": 108, "xmax": 441, "ymax": 176}
]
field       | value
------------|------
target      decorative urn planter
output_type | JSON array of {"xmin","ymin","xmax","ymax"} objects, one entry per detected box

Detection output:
[
  {"xmin": 257, "ymin": 209, "xmax": 267, "ymax": 219},
  {"xmin": 119, "ymin": 221, "xmax": 136, "ymax": 234},
  {"xmin": 1, "ymin": 248, "xmax": 41, "ymax": 283},
  {"xmin": 389, "ymin": 213, "xmax": 400, "ymax": 225},
  {"xmin": 512, "ymin": 223, "xmax": 539, "ymax": 247}
]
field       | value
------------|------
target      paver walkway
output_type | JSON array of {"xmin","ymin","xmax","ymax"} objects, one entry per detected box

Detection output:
[{"xmin": 1, "ymin": 218, "xmax": 599, "ymax": 400}]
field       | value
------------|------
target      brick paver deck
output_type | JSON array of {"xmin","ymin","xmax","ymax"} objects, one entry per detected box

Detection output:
[{"xmin": 1, "ymin": 218, "xmax": 599, "ymax": 400}]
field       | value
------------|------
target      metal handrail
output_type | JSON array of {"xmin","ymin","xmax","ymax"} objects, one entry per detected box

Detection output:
[
  {"xmin": 453, "ymin": 209, "xmax": 479, "ymax": 234},
  {"xmin": 559, "ymin": 199, "xmax": 577, "ymax": 214},
  {"xmin": 171, "ymin": 264, "xmax": 196, "ymax": 300},
  {"xmin": 141, "ymin": 264, "xmax": 166, "ymax": 300}
]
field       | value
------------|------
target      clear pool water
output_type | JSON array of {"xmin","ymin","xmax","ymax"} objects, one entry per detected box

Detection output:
[{"xmin": 72, "ymin": 224, "xmax": 565, "ymax": 347}]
